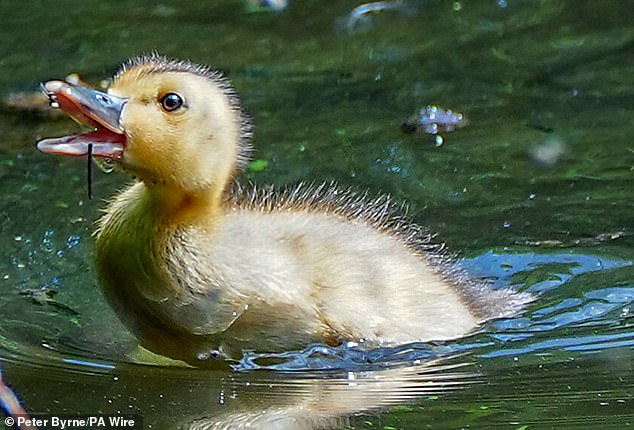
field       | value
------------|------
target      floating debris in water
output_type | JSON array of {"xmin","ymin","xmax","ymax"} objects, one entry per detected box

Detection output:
[
  {"xmin": 340, "ymin": 1, "xmax": 412, "ymax": 32},
  {"xmin": 151, "ymin": 3, "xmax": 178, "ymax": 18},
  {"xmin": 529, "ymin": 137, "xmax": 568, "ymax": 167},
  {"xmin": 402, "ymin": 105, "xmax": 468, "ymax": 145},
  {"xmin": 3, "ymin": 72, "xmax": 108, "ymax": 114},
  {"xmin": 64, "ymin": 73, "xmax": 88, "ymax": 87},
  {"xmin": 519, "ymin": 230, "xmax": 628, "ymax": 248},
  {"xmin": 245, "ymin": 0, "xmax": 288, "ymax": 12},
  {"xmin": 65, "ymin": 73, "xmax": 110, "ymax": 90},
  {"xmin": 3, "ymin": 90, "xmax": 51, "ymax": 113},
  {"xmin": 19, "ymin": 288, "xmax": 81, "ymax": 322},
  {"xmin": 415, "ymin": 105, "xmax": 467, "ymax": 133},
  {"xmin": 527, "ymin": 122, "xmax": 555, "ymax": 133},
  {"xmin": 2, "ymin": 73, "xmax": 111, "ymax": 116}
]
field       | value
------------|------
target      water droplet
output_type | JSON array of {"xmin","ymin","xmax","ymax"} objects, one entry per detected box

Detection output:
[
  {"xmin": 94, "ymin": 157, "xmax": 115, "ymax": 174},
  {"xmin": 67, "ymin": 235, "xmax": 81, "ymax": 248},
  {"xmin": 197, "ymin": 351, "xmax": 210, "ymax": 360}
]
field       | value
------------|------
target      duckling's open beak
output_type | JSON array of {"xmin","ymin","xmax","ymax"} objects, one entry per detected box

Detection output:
[{"xmin": 37, "ymin": 80, "xmax": 127, "ymax": 158}]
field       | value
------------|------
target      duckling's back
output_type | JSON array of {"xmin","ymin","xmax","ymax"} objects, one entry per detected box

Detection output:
[{"xmin": 216, "ymin": 183, "xmax": 529, "ymax": 344}]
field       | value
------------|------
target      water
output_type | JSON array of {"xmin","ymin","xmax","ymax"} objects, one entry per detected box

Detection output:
[{"xmin": 1, "ymin": 0, "xmax": 633, "ymax": 428}]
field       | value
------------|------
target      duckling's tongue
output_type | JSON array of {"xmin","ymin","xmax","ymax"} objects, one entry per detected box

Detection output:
[
  {"xmin": 38, "ymin": 129, "xmax": 125, "ymax": 158},
  {"xmin": 37, "ymin": 80, "xmax": 127, "ymax": 159}
]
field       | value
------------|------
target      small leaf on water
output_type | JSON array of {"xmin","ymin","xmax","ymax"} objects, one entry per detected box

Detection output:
[
  {"xmin": 392, "ymin": 405, "xmax": 414, "ymax": 412},
  {"xmin": 248, "ymin": 159, "xmax": 269, "ymax": 172}
]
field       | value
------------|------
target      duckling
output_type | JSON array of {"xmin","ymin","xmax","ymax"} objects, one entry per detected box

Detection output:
[{"xmin": 37, "ymin": 54, "xmax": 530, "ymax": 366}]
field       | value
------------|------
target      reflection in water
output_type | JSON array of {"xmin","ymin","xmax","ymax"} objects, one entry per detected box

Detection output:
[
  {"xmin": 0, "ymin": 352, "xmax": 474, "ymax": 430},
  {"xmin": 185, "ymin": 359, "xmax": 473, "ymax": 430}
]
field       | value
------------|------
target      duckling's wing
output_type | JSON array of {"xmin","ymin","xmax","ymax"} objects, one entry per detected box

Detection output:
[
  {"xmin": 229, "ymin": 181, "xmax": 532, "ymax": 323},
  {"xmin": 166, "ymin": 232, "xmax": 249, "ymax": 336},
  {"xmin": 171, "ymin": 291, "xmax": 246, "ymax": 336}
]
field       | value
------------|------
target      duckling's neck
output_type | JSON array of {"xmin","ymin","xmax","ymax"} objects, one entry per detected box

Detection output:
[{"xmin": 142, "ymin": 181, "xmax": 227, "ymax": 226}]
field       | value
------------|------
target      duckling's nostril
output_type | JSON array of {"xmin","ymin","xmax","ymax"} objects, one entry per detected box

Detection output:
[{"xmin": 96, "ymin": 93, "xmax": 112, "ymax": 105}]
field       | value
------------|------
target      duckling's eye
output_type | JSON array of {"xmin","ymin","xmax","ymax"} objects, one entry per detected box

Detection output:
[{"xmin": 160, "ymin": 93, "xmax": 184, "ymax": 112}]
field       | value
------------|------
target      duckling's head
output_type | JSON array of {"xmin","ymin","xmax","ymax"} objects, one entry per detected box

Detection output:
[{"xmin": 38, "ymin": 54, "xmax": 252, "ymax": 196}]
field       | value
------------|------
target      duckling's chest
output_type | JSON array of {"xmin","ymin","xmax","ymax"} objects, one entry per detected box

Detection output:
[
  {"xmin": 93, "ymin": 190, "xmax": 186, "ymax": 340},
  {"xmin": 93, "ymin": 186, "xmax": 320, "ymax": 361}
]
